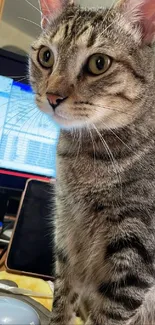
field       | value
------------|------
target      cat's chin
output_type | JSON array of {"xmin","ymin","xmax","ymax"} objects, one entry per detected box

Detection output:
[{"xmin": 53, "ymin": 112, "xmax": 86, "ymax": 130}]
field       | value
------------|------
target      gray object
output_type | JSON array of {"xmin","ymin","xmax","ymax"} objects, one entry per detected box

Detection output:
[
  {"xmin": 0, "ymin": 296, "xmax": 41, "ymax": 325},
  {"xmin": 0, "ymin": 280, "xmax": 18, "ymax": 288}
]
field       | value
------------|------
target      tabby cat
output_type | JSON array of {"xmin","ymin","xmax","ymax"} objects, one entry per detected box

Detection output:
[{"xmin": 29, "ymin": 0, "xmax": 155, "ymax": 324}]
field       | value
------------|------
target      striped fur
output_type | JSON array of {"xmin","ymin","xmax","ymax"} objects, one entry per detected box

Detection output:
[{"xmin": 29, "ymin": 0, "xmax": 155, "ymax": 324}]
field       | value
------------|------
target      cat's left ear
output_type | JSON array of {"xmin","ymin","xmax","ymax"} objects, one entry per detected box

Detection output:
[
  {"xmin": 40, "ymin": 0, "xmax": 74, "ymax": 29},
  {"xmin": 117, "ymin": 0, "xmax": 155, "ymax": 44}
]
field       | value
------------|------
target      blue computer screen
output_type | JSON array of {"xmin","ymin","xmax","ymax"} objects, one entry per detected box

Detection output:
[{"xmin": 0, "ymin": 75, "xmax": 60, "ymax": 177}]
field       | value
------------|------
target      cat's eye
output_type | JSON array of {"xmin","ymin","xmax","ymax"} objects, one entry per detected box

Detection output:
[
  {"xmin": 38, "ymin": 46, "xmax": 54, "ymax": 69},
  {"xmin": 86, "ymin": 53, "xmax": 111, "ymax": 75}
]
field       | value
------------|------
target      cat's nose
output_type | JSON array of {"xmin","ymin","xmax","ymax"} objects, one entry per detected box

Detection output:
[{"xmin": 46, "ymin": 93, "xmax": 67, "ymax": 110}]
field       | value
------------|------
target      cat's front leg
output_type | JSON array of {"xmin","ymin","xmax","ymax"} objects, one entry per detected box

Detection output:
[
  {"xmin": 50, "ymin": 248, "xmax": 78, "ymax": 325},
  {"xmin": 85, "ymin": 305, "xmax": 134, "ymax": 325},
  {"xmin": 85, "ymin": 313, "xmax": 127, "ymax": 325},
  {"xmin": 84, "ymin": 268, "xmax": 153, "ymax": 325},
  {"xmin": 83, "ymin": 281, "xmax": 149, "ymax": 325}
]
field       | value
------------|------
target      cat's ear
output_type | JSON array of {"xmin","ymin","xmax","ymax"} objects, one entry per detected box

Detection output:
[
  {"xmin": 39, "ymin": 0, "xmax": 74, "ymax": 29},
  {"xmin": 117, "ymin": 0, "xmax": 155, "ymax": 44}
]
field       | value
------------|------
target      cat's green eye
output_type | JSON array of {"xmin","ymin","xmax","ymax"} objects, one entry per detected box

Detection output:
[
  {"xmin": 38, "ymin": 46, "xmax": 54, "ymax": 69},
  {"xmin": 86, "ymin": 53, "xmax": 111, "ymax": 76}
]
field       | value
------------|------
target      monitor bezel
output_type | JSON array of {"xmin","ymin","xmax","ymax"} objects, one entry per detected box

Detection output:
[{"xmin": 0, "ymin": 48, "xmax": 29, "ymax": 84}]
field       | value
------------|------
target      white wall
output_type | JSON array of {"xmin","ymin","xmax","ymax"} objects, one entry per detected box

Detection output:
[
  {"xmin": 0, "ymin": 0, "xmax": 111, "ymax": 55},
  {"xmin": 0, "ymin": 20, "xmax": 34, "ymax": 54}
]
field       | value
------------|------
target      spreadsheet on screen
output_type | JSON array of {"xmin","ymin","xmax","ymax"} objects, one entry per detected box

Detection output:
[{"xmin": 0, "ymin": 75, "xmax": 60, "ymax": 177}]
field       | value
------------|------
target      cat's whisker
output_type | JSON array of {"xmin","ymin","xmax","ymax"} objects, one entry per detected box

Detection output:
[
  {"xmin": 105, "ymin": 125, "xmax": 142, "ymax": 158},
  {"xmin": 38, "ymin": 0, "xmax": 41, "ymax": 12},
  {"xmin": 67, "ymin": 128, "xmax": 77, "ymax": 155},
  {"xmin": 92, "ymin": 123, "xmax": 123, "ymax": 198},
  {"xmin": 38, "ymin": 0, "xmax": 50, "ymax": 24},
  {"xmin": 13, "ymin": 108, "xmax": 39, "ymax": 138},
  {"xmin": 41, "ymin": 0, "xmax": 51, "ymax": 13},
  {"xmin": 96, "ymin": 116, "xmax": 148, "ymax": 170},
  {"xmin": 24, "ymin": 0, "xmax": 41, "ymax": 14},
  {"xmin": 91, "ymin": 105, "xmax": 152, "ymax": 146},
  {"xmin": 73, "ymin": 129, "xmax": 82, "ymax": 167},
  {"xmin": 2, "ymin": 111, "xmax": 40, "ymax": 163},
  {"xmin": 101, "ymin": 0, "xmax": 118, "ymax": 25},
  {"xmin": 75, "ymin": 101, "xmax": 133, "ymax": 116},
  {"xmin": 15, "ymin": 76, "xmax": 29, "ymax": 83},
  {"xmin": 0, "ymin": 100, "xmax": 36, "ymax": 125},
  {"xmin": 101, "ymin": 15, "xmax": 120, "ymax": 37},
  {"xmin": 101, "ymin": 2, "xmax": 143, "ymax": 40},
  {"xmin": 0, "ymin": 98, "xmax": 20, "ymax": 110},
  {"xmin": 7, "ymin": 75, "xmax": 27, "ymax": 79},
  {"xmin": 19, "ymin": 111, "xmax": 41, "ymax": 147},
  {"xmin": 0, "ymin": 96, "xmax": 35, "ymax": 111},
  {"xmin": 4, "ymin": 106, "xmax": 36, "ymax": 138},
  {"xmin": 4, "ymin": 104, "xmax": 36, "ymax": 127},
  {"xmin": 18, "ymin": 17, "xmax": 41, "ymax": 28},
  {"xmin": 87, "ymin": 124, "xmax": 97, "ymax": 175}
]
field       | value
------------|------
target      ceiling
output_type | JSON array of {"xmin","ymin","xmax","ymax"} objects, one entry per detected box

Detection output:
[{"xmin": 2, "ymin": 0, "xmax": 113, "ymax": 38}]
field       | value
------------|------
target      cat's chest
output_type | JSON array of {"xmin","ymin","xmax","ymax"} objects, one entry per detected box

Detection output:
[
  {"xmin": 56, "ymin": 146, "xmax": 120, "ymax": 280},
  {"xmin": 56, "ymin": 148, "xmax": 119, "ymax": 212},
  {"xmin": 56, "ymin": 152, "xmax": 114, "ymax": 238}
]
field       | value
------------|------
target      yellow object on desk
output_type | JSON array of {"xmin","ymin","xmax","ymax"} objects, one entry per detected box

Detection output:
[
  {"xmin": 0, "ymin": 271, "xmax": 83, "ymax": 325},
  {"xmin": 0, "ymin": 271, "xmax": 52, "ymax": 310}
]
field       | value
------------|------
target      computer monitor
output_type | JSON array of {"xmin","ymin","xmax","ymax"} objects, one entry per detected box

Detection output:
[{"xmin": 0, "ymin": 75, "xmax": 60, "ymax": 178}]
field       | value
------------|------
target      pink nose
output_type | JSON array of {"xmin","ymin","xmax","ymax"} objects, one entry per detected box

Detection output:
[{"xmin": 47, "ymin": 93, "xmax": 66, "ymax": 109}]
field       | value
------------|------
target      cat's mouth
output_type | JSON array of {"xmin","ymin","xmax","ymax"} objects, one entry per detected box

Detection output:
[
  {"xmin": 48, "ymin": 102, "xmax": 71, "ymax": 121},
  {"xmin": 37, "ymin": 97, "xmax": 88, "ymax": 129},
  {"xmin": 53, "ymin": 106, "xmax": 87, "ymax": 129},
  {"xmin": 46, "ymin": 97, "xmax": 81, "ymax": 126},
  {"xmin": 46, "ymin": 94, "xmax": 74, "ymax": 123},
  {"xmin": 49, "ymin": 102, "xmax": 78, "ymax": 127},
  {"xmin": 54, "ymin": 111, "xmax": 72, "ymax": 121}
]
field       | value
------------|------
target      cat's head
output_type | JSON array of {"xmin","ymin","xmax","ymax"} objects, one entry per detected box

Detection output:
[{"xmin": 29, "ymin": 0, "xmax": 155, "ymax": 131}]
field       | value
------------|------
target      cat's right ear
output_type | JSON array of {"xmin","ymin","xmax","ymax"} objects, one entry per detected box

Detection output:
[{"xmin": 40, "ymin": 0, "xmax": 74, "ymax": 29}]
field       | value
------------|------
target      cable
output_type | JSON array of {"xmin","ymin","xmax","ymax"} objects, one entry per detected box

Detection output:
[{"xmin": 3, "ymin": 220, "xmax": 14, "ymax": 232}]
